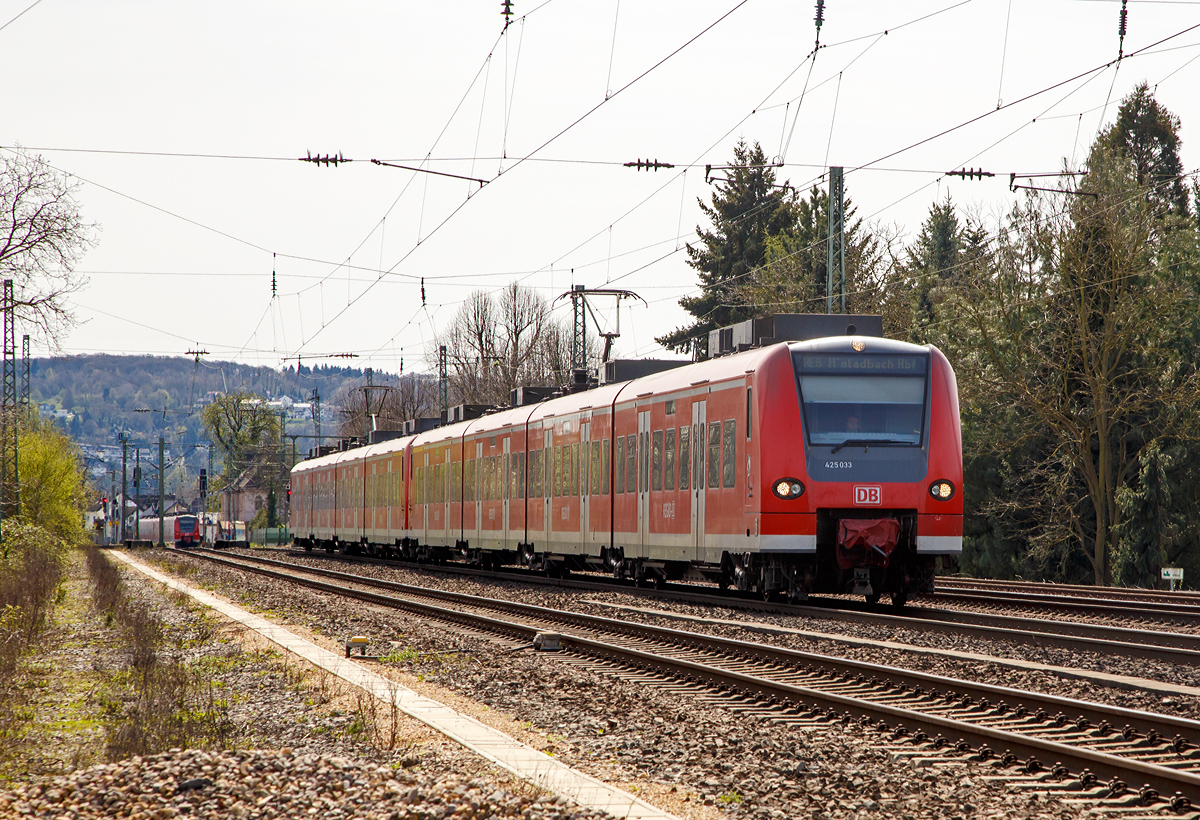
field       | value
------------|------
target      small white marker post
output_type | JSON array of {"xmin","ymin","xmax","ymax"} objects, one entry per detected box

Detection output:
[{"xmin": 1162, "ymin": 567, "xmax": 1183, "ymax": 592}]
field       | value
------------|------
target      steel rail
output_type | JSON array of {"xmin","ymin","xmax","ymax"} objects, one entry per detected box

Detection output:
[{"xmin": 177, "ymin": 549, "xmax": 1200, "ymax": 803}]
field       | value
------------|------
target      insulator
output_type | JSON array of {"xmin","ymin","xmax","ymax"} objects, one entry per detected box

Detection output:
[
  {"xmin": 814, "ymin": 0, "xmax": 825, "ymax": 28},
  {"xmin": 1118, "ymin": 1, "xmax": 1128, "ymax": 37}
]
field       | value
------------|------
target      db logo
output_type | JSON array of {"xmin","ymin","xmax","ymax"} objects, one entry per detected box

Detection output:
[{"xmin": 854, "ymin": 486, "xmax": 882, "ymax": 506}]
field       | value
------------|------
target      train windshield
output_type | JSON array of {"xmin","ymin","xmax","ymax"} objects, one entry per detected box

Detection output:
[
  {"xmin": 793, "ymin": 352, "xmax": 928, "ymax": 447},
  {"xmin": 178, "ymin": 516, "xmax": 197, "ymax": 532}
]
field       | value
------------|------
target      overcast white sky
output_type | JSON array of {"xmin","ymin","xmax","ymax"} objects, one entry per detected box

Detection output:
[{"xmin": 3, "ymin": 0, "xmax": 1198, "ymax": 382}]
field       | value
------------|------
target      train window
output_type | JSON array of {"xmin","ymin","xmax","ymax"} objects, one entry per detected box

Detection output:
[
  {"xmin": 534, "ymin": 449, "xmax": 543, "ymax": 498},
  {"xmin": 572, "ymin": 443, "xmax": 581, "ymax": 496},
  {"xmin": 601, "ymin": 439, "xmax": 611, "ymax": 495},
  {"xmin": 665, "ymin": 429, "xmax": 676, "ymax": 491},
  {"xmin": 507, "ymin": 454, "xmax": 515, "ymax": 500},
  {"xmin": 553, "ymin": 446, "xmax": 562, "ymax": 498},
  {"xmin": 615, "ymin": 437, "xmax": 626, "ymax": 494},
  {"xmin": 590, "ymin": 442, "xmax": 601, "ymax": 495},
  {"xmin": 722, "ymin": 420, "xmax": 736, "ymax": 488},
  {"xmin": 677, "ymin": 427, "xmax": 689, "ymax": 490},
  {"xmin": 629, "ymin": 434, "xmax": 639, "ymax": 494},
  {"xmin": 707, "ymin": 421, "xmax": 721, "ymax": 490},
  {"xmin": 746, "ymin": 388, "xmax": 752, "ymax": 440},
  {"xmin": 665, "ymin": 399, "xmax": 676, "ymax": 415},
  {"xmin": 652, "ymin": 430, "xmax": 663, "ymax": 491},
  {"xmin": 794, "ymin": 353, "xmax": 928, "ymax": 446},
  {"xmin": 518, "ymin": 452, "xmax": 525, "ymax": 499}
]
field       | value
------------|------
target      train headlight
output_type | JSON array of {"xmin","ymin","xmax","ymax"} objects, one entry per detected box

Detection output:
[
  {"xmin": 929, "ymin": 480, "xmax": 955, "ymax": 500},
  {"xmin": 773, "ymin": 479, "xmax": 805, "ymax": 500}
]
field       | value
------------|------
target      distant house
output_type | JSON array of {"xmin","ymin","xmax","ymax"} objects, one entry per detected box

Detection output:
[
  {"xmin": 222, "ymin": 468, "xmax": 273, "ymax": 523},
  {"xmin": 162, "ymin": 500, "xmax": 190, "ymax": 517}
]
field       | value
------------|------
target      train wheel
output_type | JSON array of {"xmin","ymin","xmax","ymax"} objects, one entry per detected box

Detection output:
[
  {"xmin": 891, "ymin": 592, "xmax": 908, "ymax": 608},
  {"xmin": 865, "ymin": 592, "xmax": 881, "ymax": 605}
]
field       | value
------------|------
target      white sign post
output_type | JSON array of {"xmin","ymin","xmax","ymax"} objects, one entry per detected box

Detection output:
[{"xmin": 1162, "ymin": 567, "xmax": 1184, "ymax": 591}]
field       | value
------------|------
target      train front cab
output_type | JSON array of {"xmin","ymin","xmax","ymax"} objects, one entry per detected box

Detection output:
[{"xmin": 780, "ymin": 337, "xmax": 962, "ymax": 604}]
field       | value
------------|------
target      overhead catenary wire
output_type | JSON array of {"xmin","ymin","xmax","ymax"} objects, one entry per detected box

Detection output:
[
  {"xmin": 288, "ymin": 0, "xmax": 756, "ymax": 361},
  {"xmin": 26, "ymin": 3, "xmax": 1200, "ymax": 380}
]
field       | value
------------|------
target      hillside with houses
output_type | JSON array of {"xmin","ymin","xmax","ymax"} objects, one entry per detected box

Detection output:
[{"xmin": 32, "ymin": 355, "xmax": 399, "ymax": 519}]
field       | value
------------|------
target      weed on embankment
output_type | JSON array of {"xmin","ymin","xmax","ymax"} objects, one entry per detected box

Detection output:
[{"xmin": 85, "ymin": 546, "xmax": 235, "ymax": 759}]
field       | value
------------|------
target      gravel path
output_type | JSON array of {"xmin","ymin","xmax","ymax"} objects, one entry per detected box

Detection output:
[{"xmin": 123, "ymin": 548, "xmax": 1156, "ymax": 819}]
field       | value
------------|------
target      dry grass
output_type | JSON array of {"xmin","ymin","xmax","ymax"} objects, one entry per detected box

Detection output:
[
  {"xmin": 85, "ymin": 546, "xmax": 236, "ymax": 759},
  {"xmin": 0, "ymin": 524, "xmax": 69, "ymax": 769}
]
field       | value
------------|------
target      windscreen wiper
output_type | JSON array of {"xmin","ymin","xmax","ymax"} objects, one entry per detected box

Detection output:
[{"xmin": 829, "ymin": 438, "xmax": 910, "ymax": 454}]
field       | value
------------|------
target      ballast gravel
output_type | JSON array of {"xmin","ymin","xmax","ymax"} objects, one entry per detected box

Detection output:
[
  {"xmin": 0, "ymin": 749, "xmax": 610, "ymax": 820},
  {"xmin": 123, "ymin": 548, "xmax": 1155, "ymax": 819}
]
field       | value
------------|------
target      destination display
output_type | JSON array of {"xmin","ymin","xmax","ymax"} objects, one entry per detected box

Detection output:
[{"xmin": 794, "ymin": 354, "xmax": 927, "ymax": 375}]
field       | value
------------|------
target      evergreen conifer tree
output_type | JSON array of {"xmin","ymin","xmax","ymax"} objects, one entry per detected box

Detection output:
[{"xmin": 657, "ymin": 140, "xmax": 793, "ymax": 355}]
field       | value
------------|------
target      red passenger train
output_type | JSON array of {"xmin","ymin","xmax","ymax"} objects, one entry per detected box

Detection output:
[
  {"xmin": 135, "ymin": 514, "xmax": 203, "ymax": 548},
  {"xmin": 291, "ymin": 329, "xmax": 961, "ymax": 604}
]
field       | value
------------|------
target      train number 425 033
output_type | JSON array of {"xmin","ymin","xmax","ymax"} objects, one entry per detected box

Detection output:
[{"xmin": 825, "ymin": 461, "xmax": 853, "ymax": 469}]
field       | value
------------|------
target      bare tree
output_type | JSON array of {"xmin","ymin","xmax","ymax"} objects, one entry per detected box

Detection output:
[
  {"xmin": 431, "ymin": 283, "xmax": 570, "ymax": 407},
  {"xmin": 0, "ymin": 149, "xmax": 97, "ymax": 343}
]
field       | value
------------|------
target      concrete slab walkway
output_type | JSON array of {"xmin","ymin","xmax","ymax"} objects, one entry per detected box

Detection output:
[{"xmin": 112, "ymin": 550, "xmax": 678, "ymax": 820}]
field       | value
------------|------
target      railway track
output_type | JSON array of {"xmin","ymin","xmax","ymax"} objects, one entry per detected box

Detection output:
[
  {"xmin": 266, "ymin": 547, "xmax": 1200, "ymax": 667},
  {"xmin": 939, "ymin": 577, "xmax": 1200, "ymax": 606},
  {"xmin": 177, "ymin": 547, "xmax": 1200, "ymax": 810},
  {"xmin": 928, "ymin": 581, "xmax": 1200, "ymax": 627}
]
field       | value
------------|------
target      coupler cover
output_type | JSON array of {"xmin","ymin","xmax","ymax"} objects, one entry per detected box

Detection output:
[{"xmin": 835, "ymin": 518, "xmax": 901, "ymax": 570}]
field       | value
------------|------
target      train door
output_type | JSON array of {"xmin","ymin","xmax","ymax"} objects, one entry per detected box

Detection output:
[
  {"xmin": 580, "ymin": 420, "xmax": 590, "ymax": 550},
  {"xmin": 502, "ymin": 436, "xmax": 511, "ymax": 550},
  {"xmin": 421, "ymin": 451, "xmax": 430, "ymax": 546},
  {"xmin": 692, "ymin": 400, "xmax": 706, "ymax": 559},
  {"xmin": 637, "ymin": 410, "xmax": 650, "ymax": 556},
  {"xmin": 547, "ymin": 429, "xmax": 554, "ymax": 552},
  {"xmin": 473, "ymin": 441, "xmax": 483, "ymax": 548}
]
